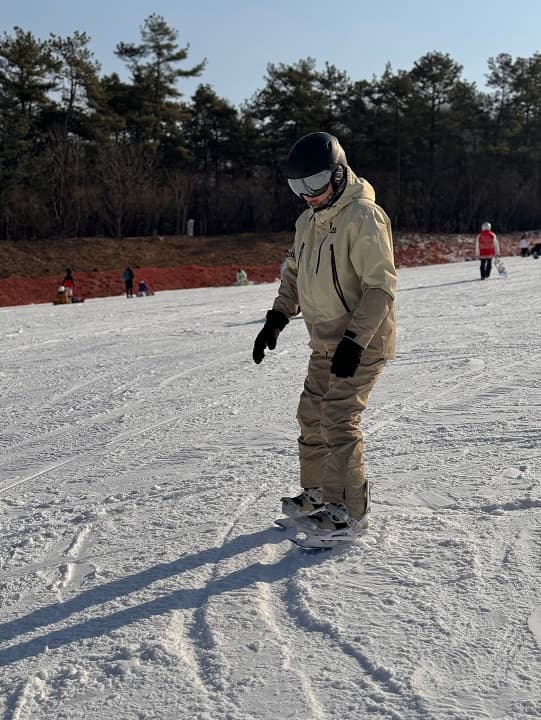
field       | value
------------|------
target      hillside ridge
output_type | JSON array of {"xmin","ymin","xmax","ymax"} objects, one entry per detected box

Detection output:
[
  {"xmin": 0, "ymin": 231, "xmax": 521, "ymax": 280},
  {"xmin": 0, "ymin": 233, "xmax": 293, "ymax": 279},
  {"xmin": 0, "ymin": 231, "xmax": 521, "ymax": 308}
]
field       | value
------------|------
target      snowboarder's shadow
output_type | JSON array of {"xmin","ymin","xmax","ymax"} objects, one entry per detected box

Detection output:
[{"xmin": 0, "ymin": 527, "xmax": 329, "ymax": 666}]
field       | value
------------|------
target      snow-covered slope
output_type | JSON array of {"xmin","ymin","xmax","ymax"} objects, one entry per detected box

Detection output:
[{"xmin": 1, "ymin": 256, "xmax": 540, "ymax": 719}]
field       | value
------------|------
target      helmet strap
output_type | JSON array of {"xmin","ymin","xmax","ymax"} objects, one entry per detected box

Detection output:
[
  {"xmin": 313, "ymin": 166, "xmax": 347, "ymax": 212},
  {"xmin": 331, "ymin": 165, "xmax": 345, "ymax": 190}
]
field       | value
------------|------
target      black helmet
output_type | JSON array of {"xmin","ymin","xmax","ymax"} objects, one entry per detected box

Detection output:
[{"xmin": 286, "ymin": 132, "xmax": 347, "ymax": 197}]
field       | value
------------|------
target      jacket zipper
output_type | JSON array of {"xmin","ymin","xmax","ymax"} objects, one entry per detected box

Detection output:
[
  {"xmin": 315, "ymin": 234, "xmax": 328, "ymax": 274},
  {"xmin": 330, "ymin": 244, "xmax": 350, "ymax": 312}
]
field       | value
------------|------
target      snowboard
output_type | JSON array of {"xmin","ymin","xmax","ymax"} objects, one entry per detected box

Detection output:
[
  {"xmin": 274, "ymin": 515, "xmax": 306, "ymax": 531},
  {"xmin": 274, "ymin": 515, "xmax": 335, "ymax": 550},
  {"xmin": 275, "ymin": 513, "xmax": 368, "ymax": 550},
  {"xmin": 276, "ymin": 481, "xmax": 371, "ymax": 550},
  {"xmin": 494, "ymin": 257, "xmax": 508, "ymax": 278},
  {"xmin": 289, "ymin": 533, "xmax": 357, "ymax": 550}
]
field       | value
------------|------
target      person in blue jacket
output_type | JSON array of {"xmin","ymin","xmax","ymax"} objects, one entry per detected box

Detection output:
[{"xmin": 123, "ymin": 267, "xmax": 134, "ymax": 298}]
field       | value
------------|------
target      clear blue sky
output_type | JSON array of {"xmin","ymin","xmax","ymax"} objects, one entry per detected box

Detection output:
[{"xmin": 3, "ymin": 0, "xmax": 541, "ymax": 107}]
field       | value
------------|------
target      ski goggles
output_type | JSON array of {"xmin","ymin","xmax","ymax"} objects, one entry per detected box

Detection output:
[{"xmin": 288, "ymin": 169, "xmax": 332, "ymax": 197}]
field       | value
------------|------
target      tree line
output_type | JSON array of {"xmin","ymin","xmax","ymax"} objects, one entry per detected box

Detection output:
[{"xmin": 1, "ymin": 13, "xmax": 541, "ymax": 240}]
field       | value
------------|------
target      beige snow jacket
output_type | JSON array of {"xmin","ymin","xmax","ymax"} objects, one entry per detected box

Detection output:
[{"xmin": 273, "ymin": 168, "xmax": 396, "ymax": 359}]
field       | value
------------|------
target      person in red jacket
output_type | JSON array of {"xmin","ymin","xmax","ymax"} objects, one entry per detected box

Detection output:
[
  {"xmin": 474, "ymin": 222, "xmax": 500, "ymax": 280},
  {"xmin": 62, "ymin": 268, "xmax": 75, "ymax": 299}
]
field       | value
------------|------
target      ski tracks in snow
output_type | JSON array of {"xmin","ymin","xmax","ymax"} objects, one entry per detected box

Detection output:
[
  {"xmin": 163, "ymin": 425, "xmax": 428, "ymax": 719},
  {"xmin": 169, "ymin": 496, "xmax": 418, "ymax": 720},
  {"xmin": 358, "ymin": 278, "xmax": 541, "ymax": 718},
  {"xmin": 1, "ymin": 276, "xmax": 540, "ymax": 719}
]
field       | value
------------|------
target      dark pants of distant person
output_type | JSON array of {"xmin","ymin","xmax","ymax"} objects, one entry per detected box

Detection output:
[
  {"xmin": 521, "ymin": 248, "xmax": 530, "ymax": 257},
  {"xmin": 480, "ymin": 258, "xmax": 492, "ymax": 279},
  {"xmin": 125, "ymin": 280, "xmax": 133, "ymax": 298}
]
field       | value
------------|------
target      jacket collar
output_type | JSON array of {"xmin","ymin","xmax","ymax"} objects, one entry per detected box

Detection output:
[{"xmin": 308, "ymin": 168, "xmax": 376, "ymax": 225}]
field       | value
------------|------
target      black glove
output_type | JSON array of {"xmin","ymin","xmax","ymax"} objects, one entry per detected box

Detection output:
[
  {"xmin": 253, "ymin": 310, "xmax": 289, "ymax": 364},
  {"xmin": 331, "ymin": 335, "xmax": 363, "ymax": 378}
]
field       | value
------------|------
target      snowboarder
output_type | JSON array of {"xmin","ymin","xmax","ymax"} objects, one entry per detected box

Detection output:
[
  {"xmin": 252, "ymin": 132, "xmax": 397, "ymax": 547},
  {"xmin": 475, "ymin": 222, "xmax": 500, "ymax": 279}
]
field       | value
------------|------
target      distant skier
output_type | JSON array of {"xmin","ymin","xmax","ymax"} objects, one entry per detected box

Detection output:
[
  {"xmin": 519, "ymin": 233, "xmax": 530, "ymax": 257},
  {"xmin": 53, "ymin": 285, "xmax": 70, "ymax": 305},
  {"xmin": 235, "ymin": 268, "xmax": 248, "ymax": 286},
  {"xmin": 123, "ymin": 267, "xmax": 134, "ymax": 298},
  {"xmin": 252, "ymin": 132, "xmax": 396, "ymax": 547},
  {"xmin": 137, "ymin": 279, "xmax": 151, "ymax": 296},
  {"xmin": 62, "ymin": 268, "xmax": 75, "ymax": 300},
  {"xmin": 279, "ymin": 255, "xmax": 287, "ymax": 280},
  {"xmin": 475, "ymin": 222, "xmax": 500, "ymax": 280}
]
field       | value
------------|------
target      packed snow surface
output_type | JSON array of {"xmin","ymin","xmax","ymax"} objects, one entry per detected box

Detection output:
[{"xmin": 1, "ymin": 257, "xmax": 540, "ymax": 720}]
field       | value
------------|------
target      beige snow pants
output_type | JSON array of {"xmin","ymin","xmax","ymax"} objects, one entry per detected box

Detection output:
[{"xmin": 297, "ymin": 350, "xmax": 385, "ymax": 518}]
